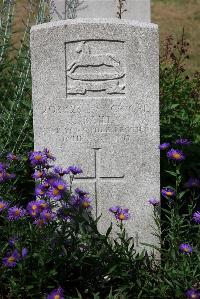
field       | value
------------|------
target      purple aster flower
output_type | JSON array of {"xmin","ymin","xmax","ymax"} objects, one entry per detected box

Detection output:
[
  {"xmin": 75, "ymin": 188, "xmax": 89, "ymax": 197},
  {"xmin": 51, "ymin": 179, "xmax": 68, "ymax": 193},
  {"xmin": 43, "ymin": 148, "xmax": 56, "ymax": 161},
  {"xmin": 148, "ymin": 198, "xmax": 160, "ymax": 206},
  {"xmin": 2, "ymin": 250, "xmax": 20, "ymax": 267},
  {"xmin": 109, "ymin": 206, "xmax": 121, "ymax": 214},
  {"xmin": 47, "ymin": 287, "xmax": 64, "ymax": 299},
  {"xmin": 159, "ymin": 142, "xmax": 170, "ymax": 150},
  {"xmin": 6, "ymin": 172, "xmax": 16, "ymax": 180},
  {"xmin": 109, "ymin": 206, "xmax": 130, "ymax": 221},
  {"xmin": 40, "ymin": 210, "xmax": 56, "ymax": 223},
  {"xmin": 57, "ymin": 205, "xmax": 71, "ymax": 221},
  {"xmin": 0, "ymin": 169, "xmax": 7, "ymax": 183},
  {"xmin": 8, "ymin": 206, "xmax": 26, "ymax": 221},
  {"xmin": 167, "ymin": 148, "xmax": 185, "ymax": 161},
  {"xmin": 21, "ymin": 248, "xmax": 28, "ymax": 258},
  {"xmin": 8, "ymin": 236, "xmax": 19, "ymax": 246},
  {"xmin": 175, "ymin": 138, "xmax": 192, "ymax": 146},
  {"xmin": 32, "ymin": 170, "xmax": 46, "ymax": 180},
  {"xmin": 37, "ymin": 199, "xmax": 50, "ymax": 211},
  {"xmin": 0, "ymin": 200, "xmax": 9, "ymax": 212},
  {"xmin": 185, "ymin": 177, "xmax": 200, "ymax": 188},
  {"xmin": 161, "ymin": 187, "xmax": 176, "ymax": 198},
  {"xmin": 179, "ymin": 243, "xmax": 193, "ymax": 254},
  {"xmin": 53, "ymin": 166, "xmax": 69, "ymax": 176},
  {"xmin": 192, "ymin": 211, "xmax": 200, "ymax": 224},
  {"xmin": 27, "ymin": 201, "xmax": 40, "ymax": 217},
  {"xmin": 29, "ymin": 151, "xmax": 48, "ymax": 167},
  {"xmin": 34, "ymin": 218, "xmax": 46, "ymax": 227},
  {"xmin": 35, "ymin": 184, "xmax": 47, "ymax": 197},
  {"xmin": 0, "ymin": 162, "xmax": 6, "ymax": 171},
  {"xmin": 47, "ymin": 188, "xmax": 63, "ymax": 200},
  {"xmin": 81, "ymin": 197, "xmax": 93, "ymax": 209},
  {"xmin": 6, "ymin": 152, "xmax": 20, "ymax": 162},
  {"xmin": 69, "ymin": 195, "xmax": 80, "ymax": 207},
  {"xmin": 45, "ymin": 174, "xmax": 60, "ymax": 186},
  {"xmin": 115, "ymin": 208, "xmax": 130, "ymax": 221},
  {"xmin": 67, "ymin": 165, "xmax": 83, "ymax": 175},
  {"xmin": 185, "ymin": 289, "xmax": 200, "ymax": 299}
]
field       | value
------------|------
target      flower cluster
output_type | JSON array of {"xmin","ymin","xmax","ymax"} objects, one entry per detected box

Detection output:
[
  {"xmin": 185, "ymin": 289, "xmax": 200, "ymax": 299},
  {"xmin": 2, "ymin": 247, "xmax": 27, "ymax": 268},
  {"xmin": 0, "ymin": 199, "xmax": 27, "ymax": 221},
  {"xmin": 0, "ymin": 162, "xmax": 16, "ymax": 183},
  {"xmin": 148, "ymin": 198, "xmax": 160, "ymax": 206},
  {"xmin": 161, "ymin": 187, "xmax": 176, "ymax": 198},
  {"xmin": 8, "ymin": 206, "xmax": 26, "ymax": 221},
  {"xmin": 192, "ymin": 212, "xmax": 200, "ymax": 224},
  {"xmin": 179, "ymin": 243, "xmax": 193, "ymax": 254},
  {"xmin": 47, "ymin": 287, "xmax": 64, "ymax": 299},
  {"xmin": 185, "ymin": 177, "xmax": 200, "ymax": 189},
  {"xmin": 70, "ymin": 188, "xmax": 92, "ymax": 209},
  {"xmin": 6, "ymin": 152, "xmax": 21, "ymax": 162},
  {"xmin": 26, "ymin": 200, "xmax": 56, "ymax": 226},
  {"xmin": 109, "ymin": 206, "xmax": 130, "ymax": 221},
  {"xmin": 159, "ymin": 137, "xmax": 191, "ymax": 162},
  {"xmin": 0, "ymin": 199, "xmax": 9, "ymax": 212},
  {"xmin": 167, "ymin": 149, "xmax": 185, "ymax": 161},
  {"xmin": 175, "ymin": 138, "xmax": 192, "ymax": 146}
]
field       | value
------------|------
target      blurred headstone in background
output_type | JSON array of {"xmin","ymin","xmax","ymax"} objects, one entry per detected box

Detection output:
[{"xmin": 52, "ymin": 0, "xmax": 151, "ymax": 22}]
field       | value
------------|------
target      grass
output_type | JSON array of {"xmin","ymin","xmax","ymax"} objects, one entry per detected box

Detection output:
[{"xmin": 152, "ymin": 0, "xmax": 200, "ymax": 73}]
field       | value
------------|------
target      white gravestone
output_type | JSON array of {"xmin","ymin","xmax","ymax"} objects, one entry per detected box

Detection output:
[
  {"xmin": 30, "ymin": 19, "xmax": 159, "ymax": 249},
  {"xmin": 52, "ymin": 0, "xmax": 151, "ymax": 23}
]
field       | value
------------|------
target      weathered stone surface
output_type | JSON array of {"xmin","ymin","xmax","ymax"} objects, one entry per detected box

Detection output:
[
  {"xmin": 30, "ymin": 19, "xmax": 159, "ymax": 250},
  {"xmin": 52, "ymin": 0, "xmax": 151, "ymax": 22}
]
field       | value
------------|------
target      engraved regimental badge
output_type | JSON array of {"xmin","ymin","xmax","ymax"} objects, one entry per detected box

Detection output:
[{"xmin": 66, "ymin": 40, "xmax": 125, "ymax": 98}]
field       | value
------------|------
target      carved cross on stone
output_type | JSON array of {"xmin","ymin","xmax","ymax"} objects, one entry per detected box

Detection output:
[{"xmin": 73, "ymin": 148, "xmax": 125, "ymax": 216}]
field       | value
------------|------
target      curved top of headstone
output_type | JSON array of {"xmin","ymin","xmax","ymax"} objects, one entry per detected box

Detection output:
[
  {"xmin": 31, "ymin": 18, "xmax": 157, "ymax": 33},
  {"xmin": 51, "ymin": 0, "xmax": 151, "ymax": 23}
]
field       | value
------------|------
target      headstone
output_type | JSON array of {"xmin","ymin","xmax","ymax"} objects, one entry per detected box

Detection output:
[
  {"xmin": 30, "ymin": 18, "xmax": 159, "ymax": 250},
  {"xmin": 52, "ymin": 0, "xmax": 151, "ymax": 23}
]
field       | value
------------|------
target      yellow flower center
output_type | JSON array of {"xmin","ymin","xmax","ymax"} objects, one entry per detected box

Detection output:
[
  {"xmin": 8, "ymin": 256, "xmax": 15, "ymax": 263},
  {"xmin": 39, "ymin": 190, "xmax": 45, "ymax": 195},
  {"xmin": 53, "ymin": 189, "xmax": 60, "ymax": 195},
  {"xmin": 32, "ymin": 205, "xmax": 37, "ymax": 210},
  {"xmin": 54, "ymin": 295, "xmax": 60, "ymax": 299},
  {"xmin": 57, "ymin": 184, "xmax": 64, "ymax": 190},
  {"xmin": 0, "ymin": 203, "xmax": 5, "ymax": 209},
  {"xmin": 119, "ymin": 214, "xmax": 125, "ymax": 220},
  {"xmin": 0, "ymin": 172, "xmax": 3, "ymax": 177},
  {"xmin": 191, "ymin": 295, "xmax": 198, "ymax": 299},
  {"xmin": 40, "ymin": 203, "xmax": 47, "ymax": 208},
  {"xmin": 82, "ymin": 201, "xmax": 90, "ymax": 208},
  {"xmin": 15, "ymin": 210, "xmax": 20, "ymax": 216},
  {"xmin": 166, "ymin": 191, "xmax": 173, "ymax": 196},
  {"xmin": 45, "ymin": 213, "xmax": 51, "ymax": 219},
  {"xmin": 172, "ymin": 153, "xmax": 181, "ymax": 159},
  {"xmin": 184, "ymin": 248, "xmax": 189, "ymax": 252},
  {"xmin": 35, "ymin": 155, "xmax": 42, "ymax": 161},
  {"xmin": 37, "ymin": 219, "xmax": 44, "ymax": 226}
]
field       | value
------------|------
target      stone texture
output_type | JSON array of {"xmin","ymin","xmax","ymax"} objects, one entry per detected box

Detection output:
[
  {"xmin": 30, "ymin": 19, "xmax": 159, "ymax": 250},
  {"xmin": 52, "ymin": 0, "xmax": 151, "ymax": 23}
]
